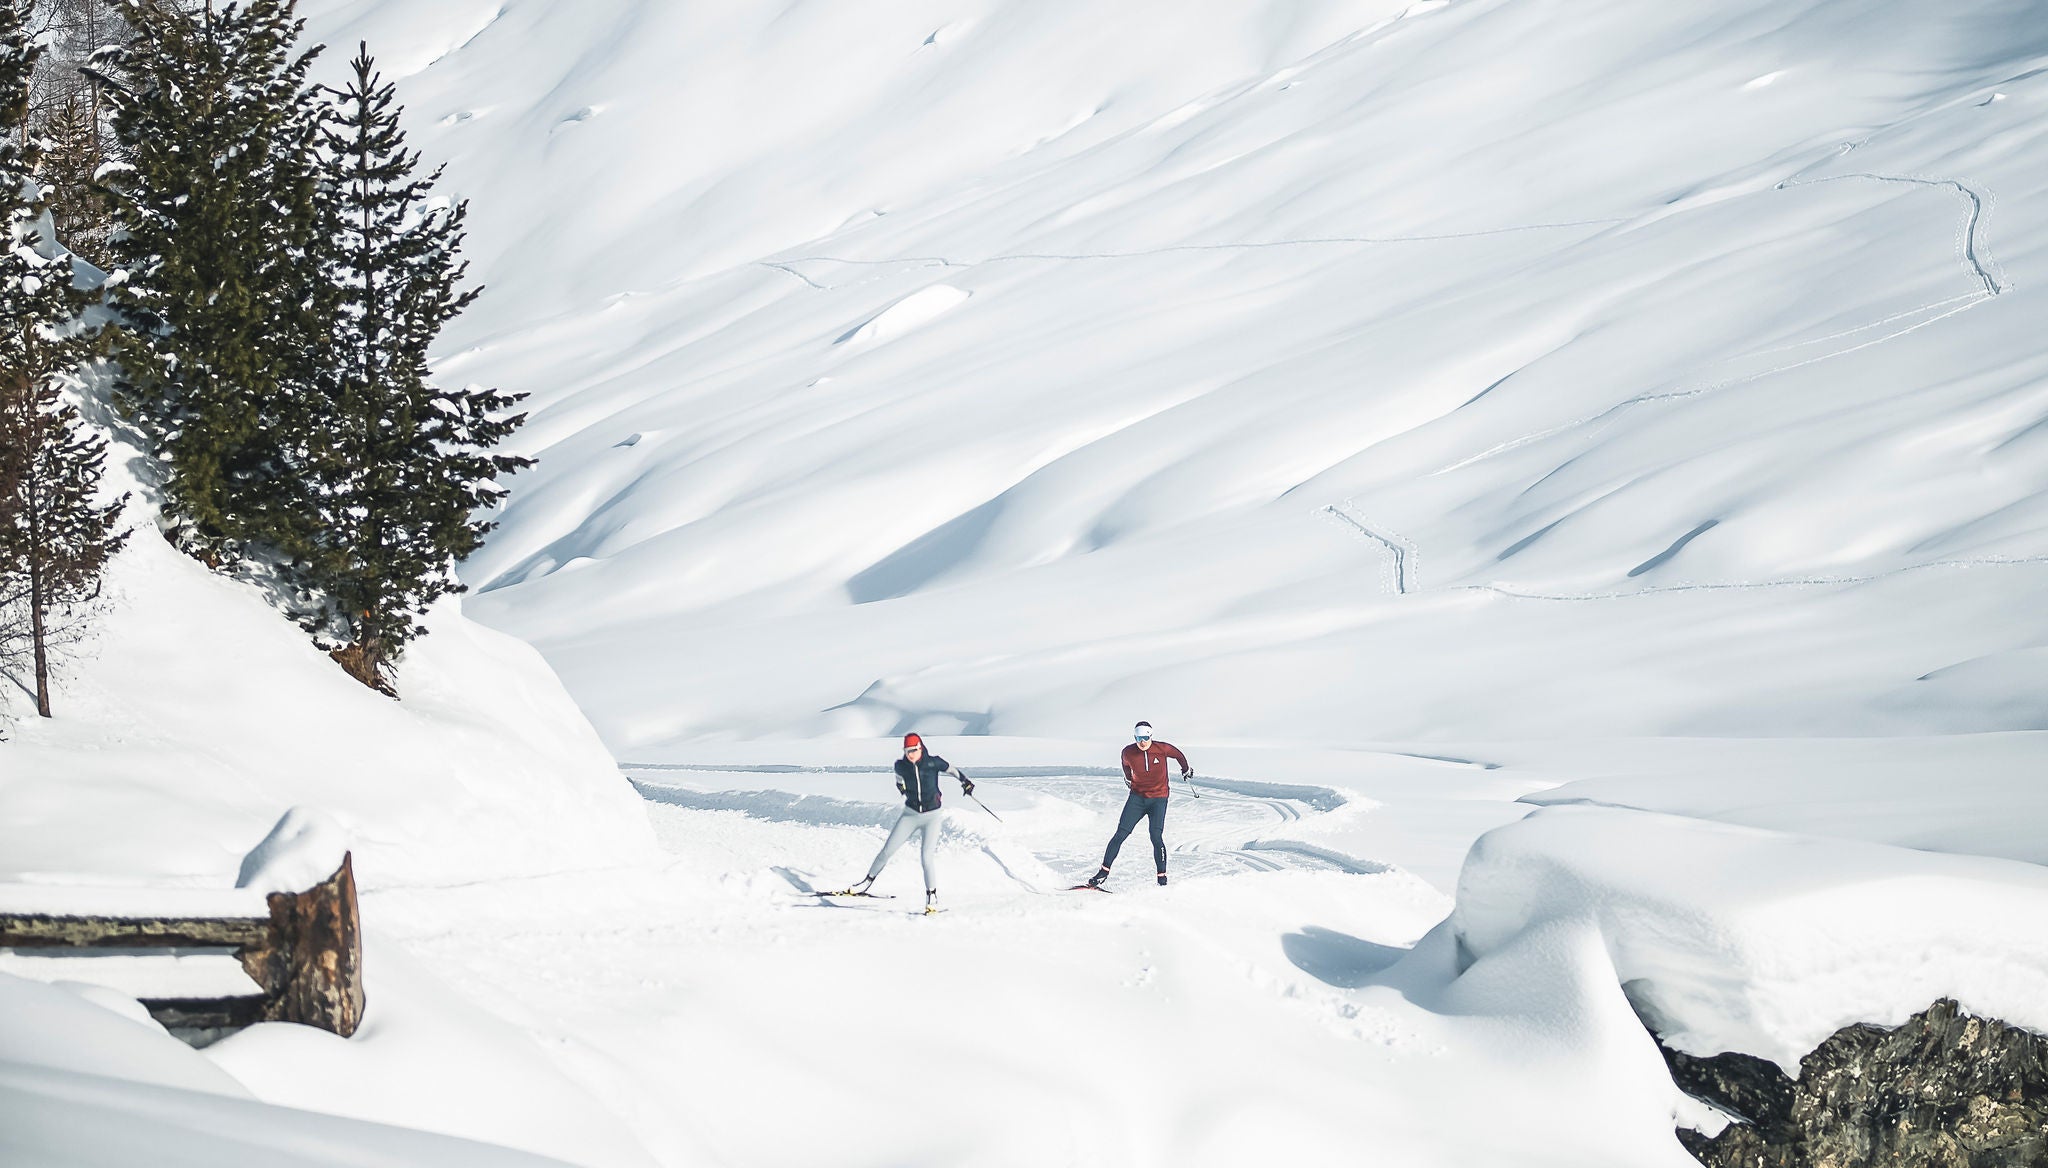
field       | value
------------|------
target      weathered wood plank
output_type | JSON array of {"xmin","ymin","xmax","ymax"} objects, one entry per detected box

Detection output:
[
  {"xmin": 139, "ymin": 994, "xmax": 269, "ymax": 1034},
  {"xmin": 0, "ymin": 914, "xmax": 271, "ymax": 949},
  {"xmin": 3, "ymin": 853, "xmax": 364, "ymax": 1040}
]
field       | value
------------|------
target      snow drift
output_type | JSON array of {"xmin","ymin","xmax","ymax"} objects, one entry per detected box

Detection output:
[
  {"xmin": 0, "ymin": 507, "xmax": 657, "ymax": 890},
  {"xmin": 1452, "ymin": 804, "xmax": 2048, "ymax": 1072}
]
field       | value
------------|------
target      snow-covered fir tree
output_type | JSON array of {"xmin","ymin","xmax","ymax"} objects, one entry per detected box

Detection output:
[
  {"xmin": 307, "ymin": 43, "xmax": 529, "ymax": 692},
  {"xmin": 0, "ymin": 0, "xmax": 125, "ymax": 718},
  {"xmin": 24, "ymin": 0, "xmax": 126, "ymax": 263},
  {"xmin": 91, "ymin": 0, "xmax": 329, "ymax": 569}
]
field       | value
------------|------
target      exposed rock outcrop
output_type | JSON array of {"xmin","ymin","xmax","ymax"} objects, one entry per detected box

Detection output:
[{"xmin": 1668, "ymin": 999, "xmax": 2048, "ymax": 1167}]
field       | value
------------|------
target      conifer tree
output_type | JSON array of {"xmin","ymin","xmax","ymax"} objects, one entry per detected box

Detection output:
[
  {"xmin": 90, "ymin": 0, "xmax": 328, "ymax": 568},
  {"xmin": 36, "ymin": 87, "xmax": 105, "ymax": 259},
  {"xmin": 309, "ymin": 43, "xmax": 528, "ymax": 692},
  {"xmin": 25, "ymin": 0, "xmax": 126, "ymax": 265},
  {"xmin": 0, "ymin": 0, "xmax": 125, "ymax": 718}
]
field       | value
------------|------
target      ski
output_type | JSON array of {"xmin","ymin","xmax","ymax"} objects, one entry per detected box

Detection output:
[
  {"xmin": 804, "ymin": 889, "xmax": 897, "ymax": 899},
  {"xmin": 1066, "ymin": 884, "xmax": 1112, "ymax": 893}
]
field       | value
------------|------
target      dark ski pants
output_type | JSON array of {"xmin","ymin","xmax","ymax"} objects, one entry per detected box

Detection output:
[{"xmin": 1102, "ymin": 793, "xmax": 1169, "ymax": 875}]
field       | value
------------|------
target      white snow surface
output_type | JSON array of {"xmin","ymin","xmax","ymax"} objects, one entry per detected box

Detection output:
[
  {"xmin": 9, "ymin": 1, "xmax": 2048, "ymax": 1164},
  {"xmin": 1454, "ymin": 803, "xmax": 2048, "ymax": 1072},
  {"xmin": 0, "ymin": 503, "xmax": 657, "ymax": 890},
  {"xmin": 235, "ymin": 807, "xmax": 351, "ymax": 894},
  {"xmin": 1515, "ymin": 732, "xmax": 2048, "ymax": 864},
  {"xmin": 0, "ymin": 974, "xmax": 576, "ymax": 1167},
  {"xmin": 353, "ymin": 744, "xmax": 1708, "ymax": 1168},
  {"xmin": 293, "ymin": 0, "xmax": 2048, "ymax": 752},
  {"xmin": 0, "ymin": 463, "xmax": 659, "ymax": 1160}
]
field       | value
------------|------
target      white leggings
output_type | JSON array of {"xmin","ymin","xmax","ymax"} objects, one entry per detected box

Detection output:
[{"xmin": 867, "ymin": 807, "xmax": 945, "ymax": 890}]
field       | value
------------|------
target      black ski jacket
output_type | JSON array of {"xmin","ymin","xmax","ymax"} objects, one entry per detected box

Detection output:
[{"xmin": 894, "ymin": 754, "xmax": 961, "ymax": 812}]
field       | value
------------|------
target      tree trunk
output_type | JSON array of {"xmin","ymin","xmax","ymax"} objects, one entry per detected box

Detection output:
[
  {"xmin": 329, "ymin": 637, "xmax": 393, "ymax": 696},
  {"xmin": 28, "ymin": 509, "xmax": 48, "ymax": 718},
  {"xmin": 253, "ymin": 852, "xmax": 365, "ymax": 1037}
]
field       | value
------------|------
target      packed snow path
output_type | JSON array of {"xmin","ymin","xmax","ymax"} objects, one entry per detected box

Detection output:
[
  {"xmin": 623, "ymin": 765, "xmax": 1369, "ymax": 891},
  {"xmin": 348, "ymin": 757, "xmax": 1708, "ymax": 1167}
]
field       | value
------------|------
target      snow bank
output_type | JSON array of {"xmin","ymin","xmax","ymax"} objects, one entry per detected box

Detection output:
[
  {"xmin": 0, "ymin": 1062, "xmax": 576, "ymax": 1167},
  {"xmin": 1516, "ymin": 732, "xmax": 2048, "ymax": 865},
  {"xmin": 1452, "ymin": 805, "xmax": 2048, "ymax": 1072},
  {"xmin": 0, "ymin": 974, "xmax": 575, "ymax": 1166},
  {"xmin": 236, "ymin": 807, "xmax": 351, "ymax": 894},
  {"xmin": 0, "ymin": 972, "xmax": 250, "ymax": 1097},
  {"xmin": 0, "ymin": 520, "xmax": 657, "ymax": 890},
  {"xmin": 204, "ymin": 937, "xmax": 660, "ymax": 1168},
  {"xmin": 0, "ymin": 510, "xmax": 662, "ymax": 1160}
]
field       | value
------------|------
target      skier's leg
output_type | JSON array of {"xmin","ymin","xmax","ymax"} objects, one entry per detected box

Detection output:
[
  {"xmin": 1100, "ymin": 792, "xmax": 1148, "ymax": 869},
  {"xmin": 917, "ymin": 809, "xmax": 943, "ymax": 893},
  {"xmin": 866, "ymin": 808, "xmax": 918, "ymax": 879},
  {"xmin": 1147, "ymin": 797, "xmax": 1168, "ymax": 879}
]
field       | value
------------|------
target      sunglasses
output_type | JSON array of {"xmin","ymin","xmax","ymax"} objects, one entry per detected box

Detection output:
[{"xmin": 1134, "ymin": 733, "xmax": 1152, "ymax": 742}]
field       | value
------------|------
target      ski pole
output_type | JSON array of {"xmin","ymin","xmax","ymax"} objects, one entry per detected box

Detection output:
[
  {"xmin": 1183, "ymin": 773, "xmax": 1202, "ymax": 799},
  {"xmin": 968, "ymin": 792, "xmax": 1004, "ymax": 822}
]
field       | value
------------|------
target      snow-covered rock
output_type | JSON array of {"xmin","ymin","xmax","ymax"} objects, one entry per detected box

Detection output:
[{"xmin": 1452, "ymin": 805, "xmax": 2048, "ymax": 1073}]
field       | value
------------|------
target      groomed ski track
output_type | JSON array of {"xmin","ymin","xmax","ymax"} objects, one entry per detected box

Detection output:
[
  {"xmin": 343, "ymin": 756, "xmax": 1601, "ymax": 1166},
  {"xmin": 624, "ymin": 764, "xmax": 1384, "ymax": 889}
]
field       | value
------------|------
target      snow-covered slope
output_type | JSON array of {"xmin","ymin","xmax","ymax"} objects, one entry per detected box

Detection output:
[
  {"xmin": 0, "ymin": 493, "xmax": 656, "ymax": 889},
  {"xmin": 297, "ymin": 0, "xmax": 2048, "ymax": 753},
  {"xmin": 14, "ymin": 5, "xmax": 2043, "ymax": 1165},
  {"xmin": 0, "ymin": 457, "xmax": 663, "ymax": 1160}
]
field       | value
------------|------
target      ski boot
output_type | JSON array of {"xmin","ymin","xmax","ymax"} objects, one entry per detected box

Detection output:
[
  {"xmin": 825, "ymin": 875, "xmax": 879, "ymax": 898},
  {"xmin": 924, "ymin": 889, "xmax": 941, "ymax": 915}
]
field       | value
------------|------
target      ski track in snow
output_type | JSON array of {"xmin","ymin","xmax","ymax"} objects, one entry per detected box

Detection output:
[
  {"xmin": 623, "ymin": 765, "xmax": 1371, "ymax": 886},
  {"xmin": 1321, "ymin": 503, "xmax": 1418, "ymax": 595}
]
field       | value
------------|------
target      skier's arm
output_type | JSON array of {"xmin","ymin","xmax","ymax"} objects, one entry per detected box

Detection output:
[
  {"xmin": 1122, "ymin": 752, "xmax": 1137, "ymax": 790},
  {"xmin": 1167, "ymin": 743, "xmax": 1192, "ymax": 776},
  {"xmin": 930, "ymin": 757, "xmax": 974, "ymax": 795}
]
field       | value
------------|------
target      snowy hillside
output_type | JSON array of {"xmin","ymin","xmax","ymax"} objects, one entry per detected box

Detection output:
[
  {"xmin": 0, "ymin": 504, "xmax": 656, "ymax": 889},
  {"xmin": 0, "ymin": 445, "xmax": 664, "ymax": 1163},
  {"xmin": 299, "ymin": 0, "xmax": 2048, "ymax": 752},
  {"xmin": 9, "ymin": 2, "xmax": 2047, "ymax": 1166}
]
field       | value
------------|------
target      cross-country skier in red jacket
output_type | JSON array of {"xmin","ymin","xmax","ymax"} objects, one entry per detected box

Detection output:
[{"xmin": 1084, "ymin": 721, "xmax": 1191, "ymax": 889}]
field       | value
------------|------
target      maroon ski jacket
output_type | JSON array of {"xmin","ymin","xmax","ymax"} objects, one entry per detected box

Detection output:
[{"xmin": 1121, "ymin": 741, "xmax": 1190, "ymax": 798}]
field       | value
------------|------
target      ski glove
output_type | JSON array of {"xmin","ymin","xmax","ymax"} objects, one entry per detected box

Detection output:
[
  {"xmin": 959, "ymin": 777, "xmax": 975, "ymax": 796},
  {"xmin": 897, "ymin": 780, "xmax": 908, "ymax": 795}
]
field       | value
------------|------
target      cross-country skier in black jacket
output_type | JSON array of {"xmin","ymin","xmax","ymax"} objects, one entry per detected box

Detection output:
[{"xmin": 843, "ymin": 733, "xmax": 973, "ymax": 913}]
